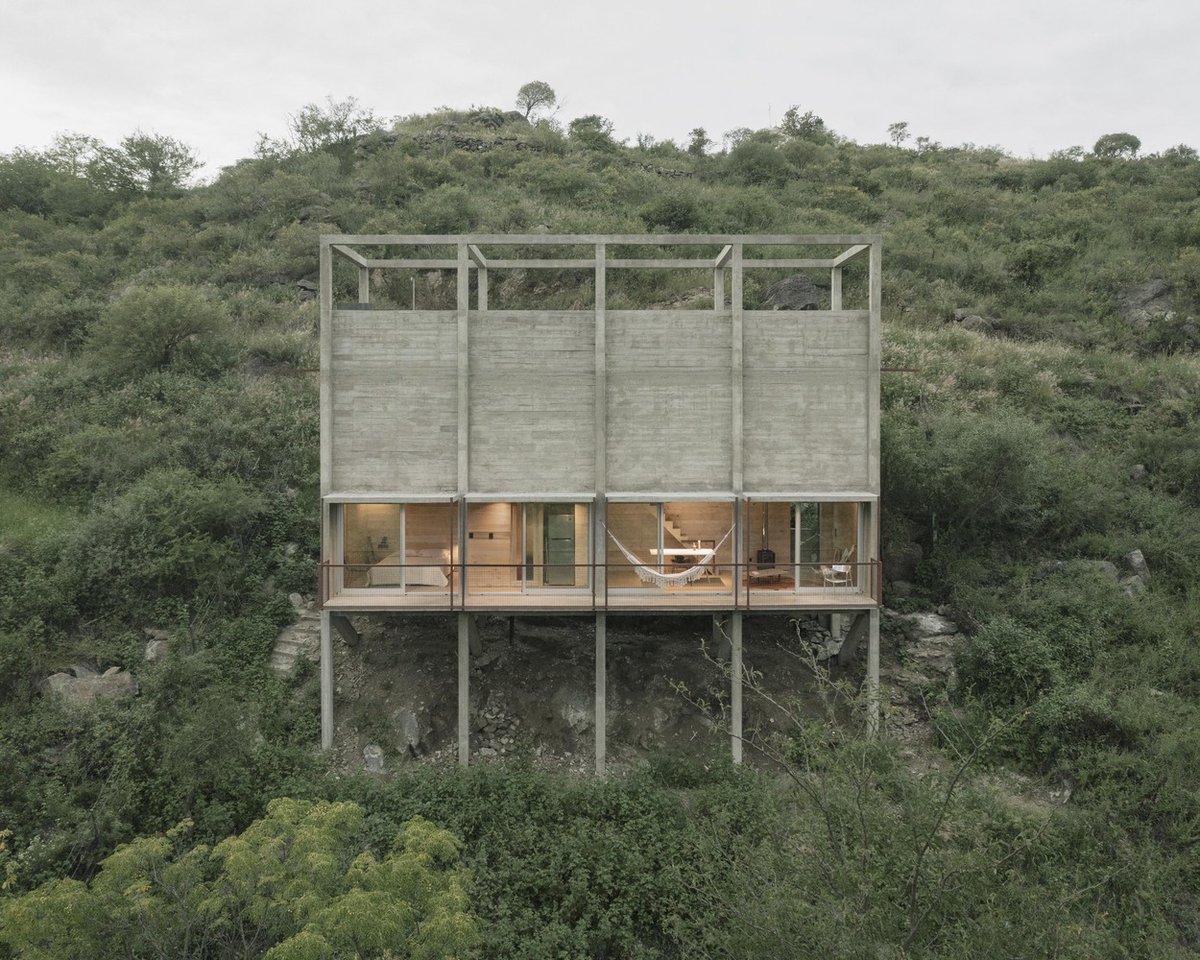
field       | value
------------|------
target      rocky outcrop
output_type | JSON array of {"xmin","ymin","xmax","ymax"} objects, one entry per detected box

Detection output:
[
  {"xmin": 761, "ymin": 275, "xmax": 821, "ymax": 310},
  {"xmin": 952, "ymin": 308, "xmax": 999, "ymax": 334},
  {"xmin": 883, "ymin": 610, "xmax": 961, "ymax": 704},
  {"xmin": 1116, "ymin": 279, "xmax": 1172, "ymax": 331},
  {"xmin": 1120, "ymin": 549, "xmax": 1151, "ymax": 597},
  {"xmin": 47, "ymin": 666, "xmax": 138, "ymax": 706}
]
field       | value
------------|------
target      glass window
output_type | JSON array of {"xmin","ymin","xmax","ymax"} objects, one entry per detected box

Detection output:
[{"xmin": 342, "ymin": 503, "xmax": 402, "ymax": 589}]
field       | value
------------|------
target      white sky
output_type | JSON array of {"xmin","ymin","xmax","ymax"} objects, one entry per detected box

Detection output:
[{"xmin": 1, "ymin": 0, "xmax": 1197, "ymax": 178}]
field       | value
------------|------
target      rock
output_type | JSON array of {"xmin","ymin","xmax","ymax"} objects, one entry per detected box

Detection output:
[
  {"xmin": 898, "ymin": 611, "xmax": 959, "ymax": 641},
  {"xmin": 143, "ymin": 627, "xmax": 170, "ymax": 641},
  {"xmin": 363, "ymin": 744, "xmax": 384, "ymax": 774},
  {"xmin": 1116, "ymin": 279, "xmax": 1172, "ymax": 331},
  {"xmin": 552, "ymin": 687, "xmax": 592, "ymax": 733},
  {"xmin": 1129, "ymin": 463, "xmax": 1148, "ymax": 482},
  {"xmin": 957, "ymin": 314, "xmax": 995, "ymax": 334},
  {"xmin": 391, "ymin": 707, "xmax": 424, "ymax": 750},
  {"xmin": 760, "ymin": 274, "xmax": 821, "ymax": 310},
  {"xmin": 288, "ymin": 592, "xmax": 305, "ymax": 610},
  {"xmin": 143, "ymin": 639, "xmax": 170, "ymax": 663},
  {"xmin": 1120, "ymin": 575, "xmax": 1146, "ymax": 598},
  {"xmin": 478, "ymin": 747, "xmax": 497, "ymax": 757},
  {"xmin": 1077, "ymin": 559, "xmax": 1120, "ymax": 583},
  {"xmin": 296, "ymin": 279, "xmax": 317, "ymax": 302},
  {"xmin": 47, "ymin": 668, "xmax": 138, "ymax": 706},
  {"xmin": 1123, "ymin": 549, "xmax": 1150, "ymax": 585},
  {"xmin": 888, "ymin": 579, "xmax": 914, "ymax": 598}
]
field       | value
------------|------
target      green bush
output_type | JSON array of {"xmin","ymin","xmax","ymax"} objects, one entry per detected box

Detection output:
[{"xmin": 85, "ymin": 285, "xmax": 233, "ymax": 379}]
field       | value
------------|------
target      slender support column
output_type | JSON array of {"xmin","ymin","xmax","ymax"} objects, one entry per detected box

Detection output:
[
  {"xmin": 730, "ymin": 612, "xmax": 743, "ymax": 763},
  {"xmin": 320, "ymin": 610, "xmax": 334, "ymax": 750},
  {"xmin": 713, "ymin": 267, "xmax": 724, "ymax": 310},
  {"xmin": 478, "ymin": 267, "xmax": 488, "ymax": 311},
  {"xmin": 867, "ymin": 607, "xmax": 880, "ymax": 736},
  {"xmin": 595, "ymin": 613, "xmax": 606, "ymax": 776},
  {"xmin": 830, "ymin": 266, "xmax": 842, "ymax": 310},
  {"xmin": 458, "ymin": 613, "xmax": 470, "ymax": 766},
  {"xmin": 594, "ymin": 243, "xmax": 607, "ymax": 600},
  {"xmin": 357, "ymin": 266, "xmax": 370, "ymax": 303}
]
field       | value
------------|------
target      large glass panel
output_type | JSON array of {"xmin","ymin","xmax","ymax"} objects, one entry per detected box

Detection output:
[
  {"xmin": 745, "ymin": 501, "xmax": 795, "ymax": 591},
  {"xmin": 526, "ymin": 503, "xmax": 589, "ymax": 588},
  {"xmin": 605, "ymin": 502, "xmax": 660, "ymax": 590},
  {"xmin": 342, "ymin": 504, "xmax": 403, "ymax": 589},
  {"xmin": 662, "ymin": 501, "xmax": 734, "ymax": 593},
  {"xmin": 466, "ymin": 502, "xmax": 521, "ymax": 593},
  {"xmin": 404, "ymin": 502, "xmax": 456, "ymax": 593},
  {"xmin": 796, "ymin": 501, "xmax": 860, "ymax": 588}
]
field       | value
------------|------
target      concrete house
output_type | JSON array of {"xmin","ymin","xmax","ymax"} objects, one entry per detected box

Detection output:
[{"xmin": 317, "ymin": 233, "xmax": 883, "ymax": 771}]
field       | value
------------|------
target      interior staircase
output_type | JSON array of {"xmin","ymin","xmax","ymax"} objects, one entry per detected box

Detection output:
[{"xmin": 662, "ymin": 510, "xmax": 689, "ymax": 548}]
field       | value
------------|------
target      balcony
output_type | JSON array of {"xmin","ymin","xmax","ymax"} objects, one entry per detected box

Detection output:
[{"xmin": 318, "ymin": 559, "xmax": 881, "ymax": 613}]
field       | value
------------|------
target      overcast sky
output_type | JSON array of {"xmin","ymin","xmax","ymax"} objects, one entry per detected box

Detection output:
[{"xmin": 2, "ymin": 0, "xmax": 1197, "ymax": 178}]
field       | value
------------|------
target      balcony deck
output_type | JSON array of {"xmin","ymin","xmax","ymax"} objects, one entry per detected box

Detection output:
[{"xmin": 322, "ymin": 589, "xmax": 878, "ymax": 615}]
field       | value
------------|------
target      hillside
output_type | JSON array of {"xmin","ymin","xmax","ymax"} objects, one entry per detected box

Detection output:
[{"xmin": 0, "ymin": 103, "xmax": 1198, "ymax": 958}]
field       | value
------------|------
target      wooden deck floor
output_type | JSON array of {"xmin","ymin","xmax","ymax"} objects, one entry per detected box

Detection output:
[{"xmin": 323, "ymin": 588, "xmax": 878, "ymax": 614}]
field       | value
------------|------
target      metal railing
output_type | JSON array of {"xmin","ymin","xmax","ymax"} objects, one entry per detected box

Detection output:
[{"xmin": 317, "ymin": 559, "xmax": 882, "ymax": 610}]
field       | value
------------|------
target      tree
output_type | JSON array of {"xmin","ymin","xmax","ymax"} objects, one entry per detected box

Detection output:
[
  {"xmin": 687, "ymin": 127, "xmax": 711, "ymax": 157},
  {"xmin": 515, "ymin": 80, "xmax": 557, "ymax": 119},
  {"xmin": 257, "ymin": 96, "xmax": 383, "ymax": 158},
  {"xmin": 85, "ymin": 285, "xmax": 231, "ymax": 379},
  {"xmin": 0, "ymin": 800, "xmax": 479, "ymax": 960},
  {"xmin": 568, "ymin": 114, "xmax": 617, "ymax": 151},
  {"xmin": 1092, "ymin": 131, "xmax": 1141, "ymax": 159},
  {"xmin": 780, "ymin": 106, "xmax": 826, "ymax": 141},
  {"xmin": 102, "ymin": 132, "xmax": 202, "ymax": 194},
  {"xmin": 888, "ymin": 121, "xmax": 911, "ymax": 148}
]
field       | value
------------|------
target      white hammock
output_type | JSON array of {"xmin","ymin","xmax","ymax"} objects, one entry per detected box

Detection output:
[{"xmin": 604, "ymin": 524, "xmax": 735, "ymax": 588}]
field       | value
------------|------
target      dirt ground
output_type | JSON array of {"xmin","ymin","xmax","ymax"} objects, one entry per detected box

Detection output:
[{"xmin": 325, "ymin": 613, "xmax": 863, "ymax": 777}]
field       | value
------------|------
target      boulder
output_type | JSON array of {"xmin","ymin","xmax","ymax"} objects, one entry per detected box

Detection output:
[
  {"xmin": 1123, "ymin": 549, "xmax": 1150, "ymax": 585},
  {"xmin": 143, "ymin": 639, "xmax": 170, "ymax": 663},
  {"xmin": 1076, "ymin": 559, "xmax": 1121, "ymax": 583},
  {"xmin": 1129, "ymin": 463, "xmax": 1148, "ymax": 482},
  {"xmin": 761, "ymin": 275, "xmax": 821, "ymax": 310},
  {"xmin": 957, "ymin": 314, "xmax": 995, "ymax": 334},
  {"xmin": 47, "ymin": 667, "xmax": 138, "ymax": 706},
  {"xmin": 363, "ymin": 743, "xmax": 384, "ymax": 774},
  {"xmin": 897, "ymin": 611, "xmax": 959, "ymax": 641},
  {"xmin": 1120, "ymin": 576, "xmax": 1146, "ymax": 599},
  {"xmin": 552, "ymin": 687, "xmax": 592, "ymax": 733},
  {"xmin": 883, "ymin": 539, "xmax": 923, "ymax": 582},
  {"xmin": 1116, "ymin": 279, "xmax": 1172, "ymax": 331}
]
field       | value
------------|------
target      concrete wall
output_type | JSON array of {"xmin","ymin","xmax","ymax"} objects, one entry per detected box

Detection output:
[
  {"xmin": 330, "ymin": 310, "xmax": 456, "ymax": 492},
  {"xmin": 469, "ymin": 311, "xmax": 594, "ymax": 493},
  {"xmin": 743, "ymin": 311, "xmax": 871, "ymax": 493},
  {"xmin": 328, "ymin": 307, "xmax": 873, "ymax": 496},
  {"xmin": 606, "ymin": 311, "xmax": 732, "ymax": 491}
]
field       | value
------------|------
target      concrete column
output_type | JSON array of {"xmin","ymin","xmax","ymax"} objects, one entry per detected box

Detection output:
[
  {"xmin": 867, "ymin": 607, "xmax": 881, "ymax": 736},
  {"xmin": 595, "ymin": 614, "xmax": 606, "ymax": 776},
  {"xmin": 467, "ymin": 614, "xmax": 482, "ymax": 656},
  {"xmin": 458, "ymin": 613, "xmax": 470, "ymax": 767},
  {"xmin": 731, "ymin": 612, "xmax": 743, "ymax": 763},
  {"xmin": 319, "ymin": 610, "xmax": 333, "ymax": 750}
]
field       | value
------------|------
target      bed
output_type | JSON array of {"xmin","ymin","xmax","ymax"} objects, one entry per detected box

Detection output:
[{"xmin": 367, "ymin": 549, "xmax": 451, "ymax": 588}]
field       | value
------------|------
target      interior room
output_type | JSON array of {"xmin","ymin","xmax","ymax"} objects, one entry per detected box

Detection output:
[{"xmin": 605, "ymin": 501, "xmax": 735, "ymax": 592}]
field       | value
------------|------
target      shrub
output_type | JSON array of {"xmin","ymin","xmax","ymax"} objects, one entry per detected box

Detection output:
[{"xmin": 85, "ymin": 285, "xmax": 233, "ymax": 379}]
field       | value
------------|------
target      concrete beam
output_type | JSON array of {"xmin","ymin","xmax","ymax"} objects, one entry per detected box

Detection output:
[{"xmin": 330, "ymin": 613, "xmax": 359, "ymax": 648}]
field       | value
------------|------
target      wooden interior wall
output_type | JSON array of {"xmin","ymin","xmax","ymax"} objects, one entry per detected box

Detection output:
[
  {"xmin": 747, "ymin": 502, "xmax": 792, "ymax": 560},
  {"xmin": 406, "ymin": 503, "xmax": 455, "ymax": 557}
]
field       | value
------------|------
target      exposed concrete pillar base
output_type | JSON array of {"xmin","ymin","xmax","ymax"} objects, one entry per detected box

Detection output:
[
  {"xmin": 458, "ymin": 613, "xmax": 470, "ymax": 767},
  {"xmin": 595, "ymin": 614, "xmax": 606, "ymax": 776},
  {"xmin": 320, "ymin": 610, "xmax": 333, "ymax": 751},
  {"xmin": 731, "ymin": 612, "xmax": 743, "ymax": 764}
]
